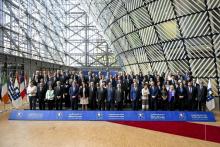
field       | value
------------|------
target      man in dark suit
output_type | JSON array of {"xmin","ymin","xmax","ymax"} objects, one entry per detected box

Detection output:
[
  {"xmin": 197, "ymin": 81, "xmax": 207, "ymax": 111},
  {"xmin": 130, "ymin": 82, "xmax": 141, "ymax": 110},
  {"xmin": 69, "ymin": 81, "xmax": 79, "ymax": 110},
  {"xmin": 176, "ymin": 82, "xmax": 187, "ymax": 110},
  {"xmin": 37, "ymin": 82, "xmax": 46, "ymax": 110},
  {"xmin": 106, "ymin": 82, "xmax": 115, "ymax": 110},
  {"xmin": 97, "ymin": 82, "xmax": 107, "ymax": 110},
  {"xmin": 115, "ymin": 83, "xmax": 124, "ymax": 110},
  {"xmin": 186, "ymin": 81, "xmax": 197, "ymax": 111},
  {"xmin": 89, "ymin": 82, "xmax": 97, "ymax": 110},
  {"xmin": 63, "ymin": 80, "xmax": 71, "ymax": 108},
  {"xmin": 149, "ymin": 81, "xmax": 159, "ymax": 110},
  {"xmin": 54, "ymin": 81, "xmax": 64, "ymax": 110}
]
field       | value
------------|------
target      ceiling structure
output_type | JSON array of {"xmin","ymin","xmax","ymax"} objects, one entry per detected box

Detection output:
[
  {"xmin": 0, "ymin": 0, "xmax": 118, "ymax": 68},
  {"xmin": 82, "ymin": 0, "xmax": 220, "ymax": 96}
]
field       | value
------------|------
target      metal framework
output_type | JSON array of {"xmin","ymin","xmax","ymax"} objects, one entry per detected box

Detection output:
[
  {"xmin": 83, "ymin": 0, "xmax": 220, "ymax": 96},
  {"xmin": 0, "ymin": 0, "xmax": 118, "ymax": 68}
]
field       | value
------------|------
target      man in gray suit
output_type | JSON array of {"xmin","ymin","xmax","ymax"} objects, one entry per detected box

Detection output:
[
  {"xmin": 197, "ymin": 81, "xmax": 207, "ymax": 111},
  {"xmin": 97, "ymin": 82, "xmax": 107, "ymax": 110},
  {"xmin": 115, "ymin": 83, "xmax": 124, "ymax": 110}
]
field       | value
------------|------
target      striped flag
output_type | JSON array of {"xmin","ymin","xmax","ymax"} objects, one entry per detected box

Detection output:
[
  {"xmin": 8, "ymin": 79, "xmax": 22, "ymax": 108},
  {"xmin": 19, "ymin": 72, "xmax": 26, "ymax": 99},
  {"xmin": 1, "ymin": 72, "xmax": 10, "ymax": 104},
  {"xmin": 206, "ymin": 79, "xmax": 215, "ymax": 111}
]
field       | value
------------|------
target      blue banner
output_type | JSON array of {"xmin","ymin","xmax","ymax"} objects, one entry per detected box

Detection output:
[{"xmin": 8, "ymin": 110, "xmax": 216, "ymax": 122}]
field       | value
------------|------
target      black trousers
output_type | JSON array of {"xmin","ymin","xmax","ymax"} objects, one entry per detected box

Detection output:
[
  {"xmin": 55, "ymin": 98, "xmax": 63, "ymax": 110},
  {"xmin": 116, "ymin": 101, "xmax": 123, "ymax": 110},
  {"xmin": 157, "ymin": 98, "xmax": 162, "ymax": 110},
  {"xmin": 90, "ymin": 98, "xmax": 97, "ymax": 110},
  {"xmin": 47, "ymin": 100, "xmax": 54, "ymax": 110},
  {"xmin": 124, "ymin": 90, "xmax": 130, "ymax": 105},
  {"xmin": 71, "ymin": 98, "xmax": 78, "ymax": 110},
  {"xmin": 150, "ymin": 98, "xmax": 157, "ymax": 110},
  {"xmin": 178, "ymin": 98, "xmax": 185, "ymax": 111},
  {"xmin": 168, "ymin": 101, "xmax": 175, "ymax": 110},
  {"xmin": 106, "ymin": 100, "xmax": 114, "ymax": 110},
  {"xmin": 64, "ymin": 94, "xmax": 70, "ymax": 108},
  {"xmin": 131, "ymin": 100, "xmax": 138, "ymax": 110},
  {"xmin": 38, "ymin": 98, "xmax": 45, "ymax": 110},
  {"xmin": 161, "ymin": 99, "xmax": 168, "ymax": 110},
  {"xmin": 187, "ymin": 99, "xmax": 196, "ymax": 111},
  {"xmin": 198, "ymin": 101, "xmax": 206, "ymax": 111},
  {"xmin": 98, "ymin": 100, "xmax": 105, "ymax": 110},
  {"xmin": 29, "ymin": 96, "xmax": 37, "ymax": 110}
]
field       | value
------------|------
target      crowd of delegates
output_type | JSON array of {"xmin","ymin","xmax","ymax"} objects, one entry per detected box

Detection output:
[{"xmin": 27, "ymin": 70, "xmax": 208, "ymax": 111}]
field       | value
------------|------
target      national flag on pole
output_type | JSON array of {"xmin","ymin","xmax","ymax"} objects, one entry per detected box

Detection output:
[
  {"xmin": 24, "ymin": 73, "xmax": 28, "ymax": 88},
  {"xmin": 1, "ymin": 72, "xmax": 10, "ymax": 104},
  {"xmin": 8, "ymin": 73, "xmax": 22, "ymax": 108},
  {"xmin": 19, "ymin": 72, "xmax": 26, "ymax": 99},
  {"xmin": 206, "ymin": 79, "xmax": 215, "ymax": 111}
]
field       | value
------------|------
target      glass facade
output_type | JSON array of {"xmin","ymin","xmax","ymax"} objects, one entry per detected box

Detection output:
[
  {"xmin": 83, "ymin": 0, "xmax": 220, "ymax": 96},
  {"xmin": 0, "ymin": 0, "xmax": 117, "ymax": 67}
]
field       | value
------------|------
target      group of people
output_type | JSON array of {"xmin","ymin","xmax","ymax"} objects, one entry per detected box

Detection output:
[{"xmin": 26, "ymin": 70, "xmax": 209, "ymax": 111}]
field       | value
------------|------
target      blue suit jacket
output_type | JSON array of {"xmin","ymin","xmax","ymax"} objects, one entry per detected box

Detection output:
[
  {"xmin": 130, "ymin": 87, "xmax": 140, "ymax": 101},
  {"xmin": 69, "ymin": 86, "xmax": 79, "ymax": 98},
  {"xmin": 149, "ymin": 86, "xmax": 159, "ymax": 98}
]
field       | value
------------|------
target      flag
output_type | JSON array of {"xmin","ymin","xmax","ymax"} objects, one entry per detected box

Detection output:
[
  {"xmin": 1, "ymin": 72, "xmax": 10, "ymax": 104},
  {"xmin": 206, "ymin": 79, "xmax": 215, "ymax": 111},
  {"xmin": 8, "ymin": 73, "xmax": 22, "ymax": 108},
  {"xmin": 19, "ymin": 72, "xmax": 26, "ymax": 99}
]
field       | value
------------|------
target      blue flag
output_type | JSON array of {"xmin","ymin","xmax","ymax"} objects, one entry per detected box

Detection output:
[{"xmin": 206, "ymin": 79, "xmax": 215, "ymax": 111}]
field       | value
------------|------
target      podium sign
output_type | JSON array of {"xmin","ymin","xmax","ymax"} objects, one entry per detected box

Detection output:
[{"xmin": 9, "ymin": 110, "xmax": 216, "ymax": 122}]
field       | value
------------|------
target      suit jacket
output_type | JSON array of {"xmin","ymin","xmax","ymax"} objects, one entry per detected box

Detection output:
[
  {"xmin": 186, "ymin": 86, "xmax": 197, "ymax": 101},
  {"xmin": 115, "ymin": 88, "xmax": 123, "ymax": 103},
  {"xmin": 106, "ymin": 87, "xmax": 115, "ymax": 102},
  {"xmin": 97, "ymin": 88, "xmax": 107, "ymax": 102},
  {"xmin": 69, "ymin": 86, "xmax": 79, "ymax": 98},
  {"xmin": 79, "ymin": 87, "xmax": 89, "ymax": 98},
  {"xmin": 54, "ymin": 86, "xmax": 63, "ymax": 99},
  {"xmin": 63, "ymin": 83, "xmax": 70, "ymax": 96},
  {"xmin": 149, "ymin": 86, "xmax": 159, "ymax": 98},
  {"xmin": 197, "ymin": 86, "xmax": 207, "ymax": 102},
  {"xmin": 130, "ymin": 87, "xmax": 140, "ymax": 101},
  {"xmin": 176, "ymin": 87, "xmax": 187, "ymax": 99},
  {"xmin": 37, "ymin": 85, "xmax": 46, "ymax": 100},
  {"xmin": 89, "ymin": 87, "xmax": 97, "ymax": 100}
]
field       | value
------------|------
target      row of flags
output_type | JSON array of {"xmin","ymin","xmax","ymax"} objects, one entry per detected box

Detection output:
[{"xmin": 1, "ymin": 72, "xmax": 29, "ymax": 108}]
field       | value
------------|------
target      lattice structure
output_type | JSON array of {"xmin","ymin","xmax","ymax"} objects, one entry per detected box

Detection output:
[
  {"xmin": 0, "ymin": 0, "xmax": 118, "ymax": 68},
  {"xmin": 83, "ymin": 0, "xmax": 220, "ymax": 96}
]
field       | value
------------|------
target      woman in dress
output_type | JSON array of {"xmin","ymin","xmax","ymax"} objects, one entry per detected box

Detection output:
[
  {"xmin": 141, "ymin": 83, "xmax": 150, "ymax": 110},
  {"xmin": 161, "ymin": 84, "xmax": 168, "ymax": 110},
  {"xmin": 79, "ymin": 82, "xmax": 89, "ymax": 110}
]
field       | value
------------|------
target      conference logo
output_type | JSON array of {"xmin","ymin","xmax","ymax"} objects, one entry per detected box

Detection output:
[
  {"xmin": 96, "ymin": 112, "xmax": 103, "ymax": 119},
  {"xmin": 178, "ymin": 112, "xmax": 185, "ymax": 120},
  {"xmin": 56, "ymin": 112, "xmax": 63, "ymax": 119},
  {"xmin": 16, "ymin": 111, "xmax": 23, "ymax": 118},
  {"xmin": 138, "ymin": 112, "xmax": 144, "ymax": 120}
]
